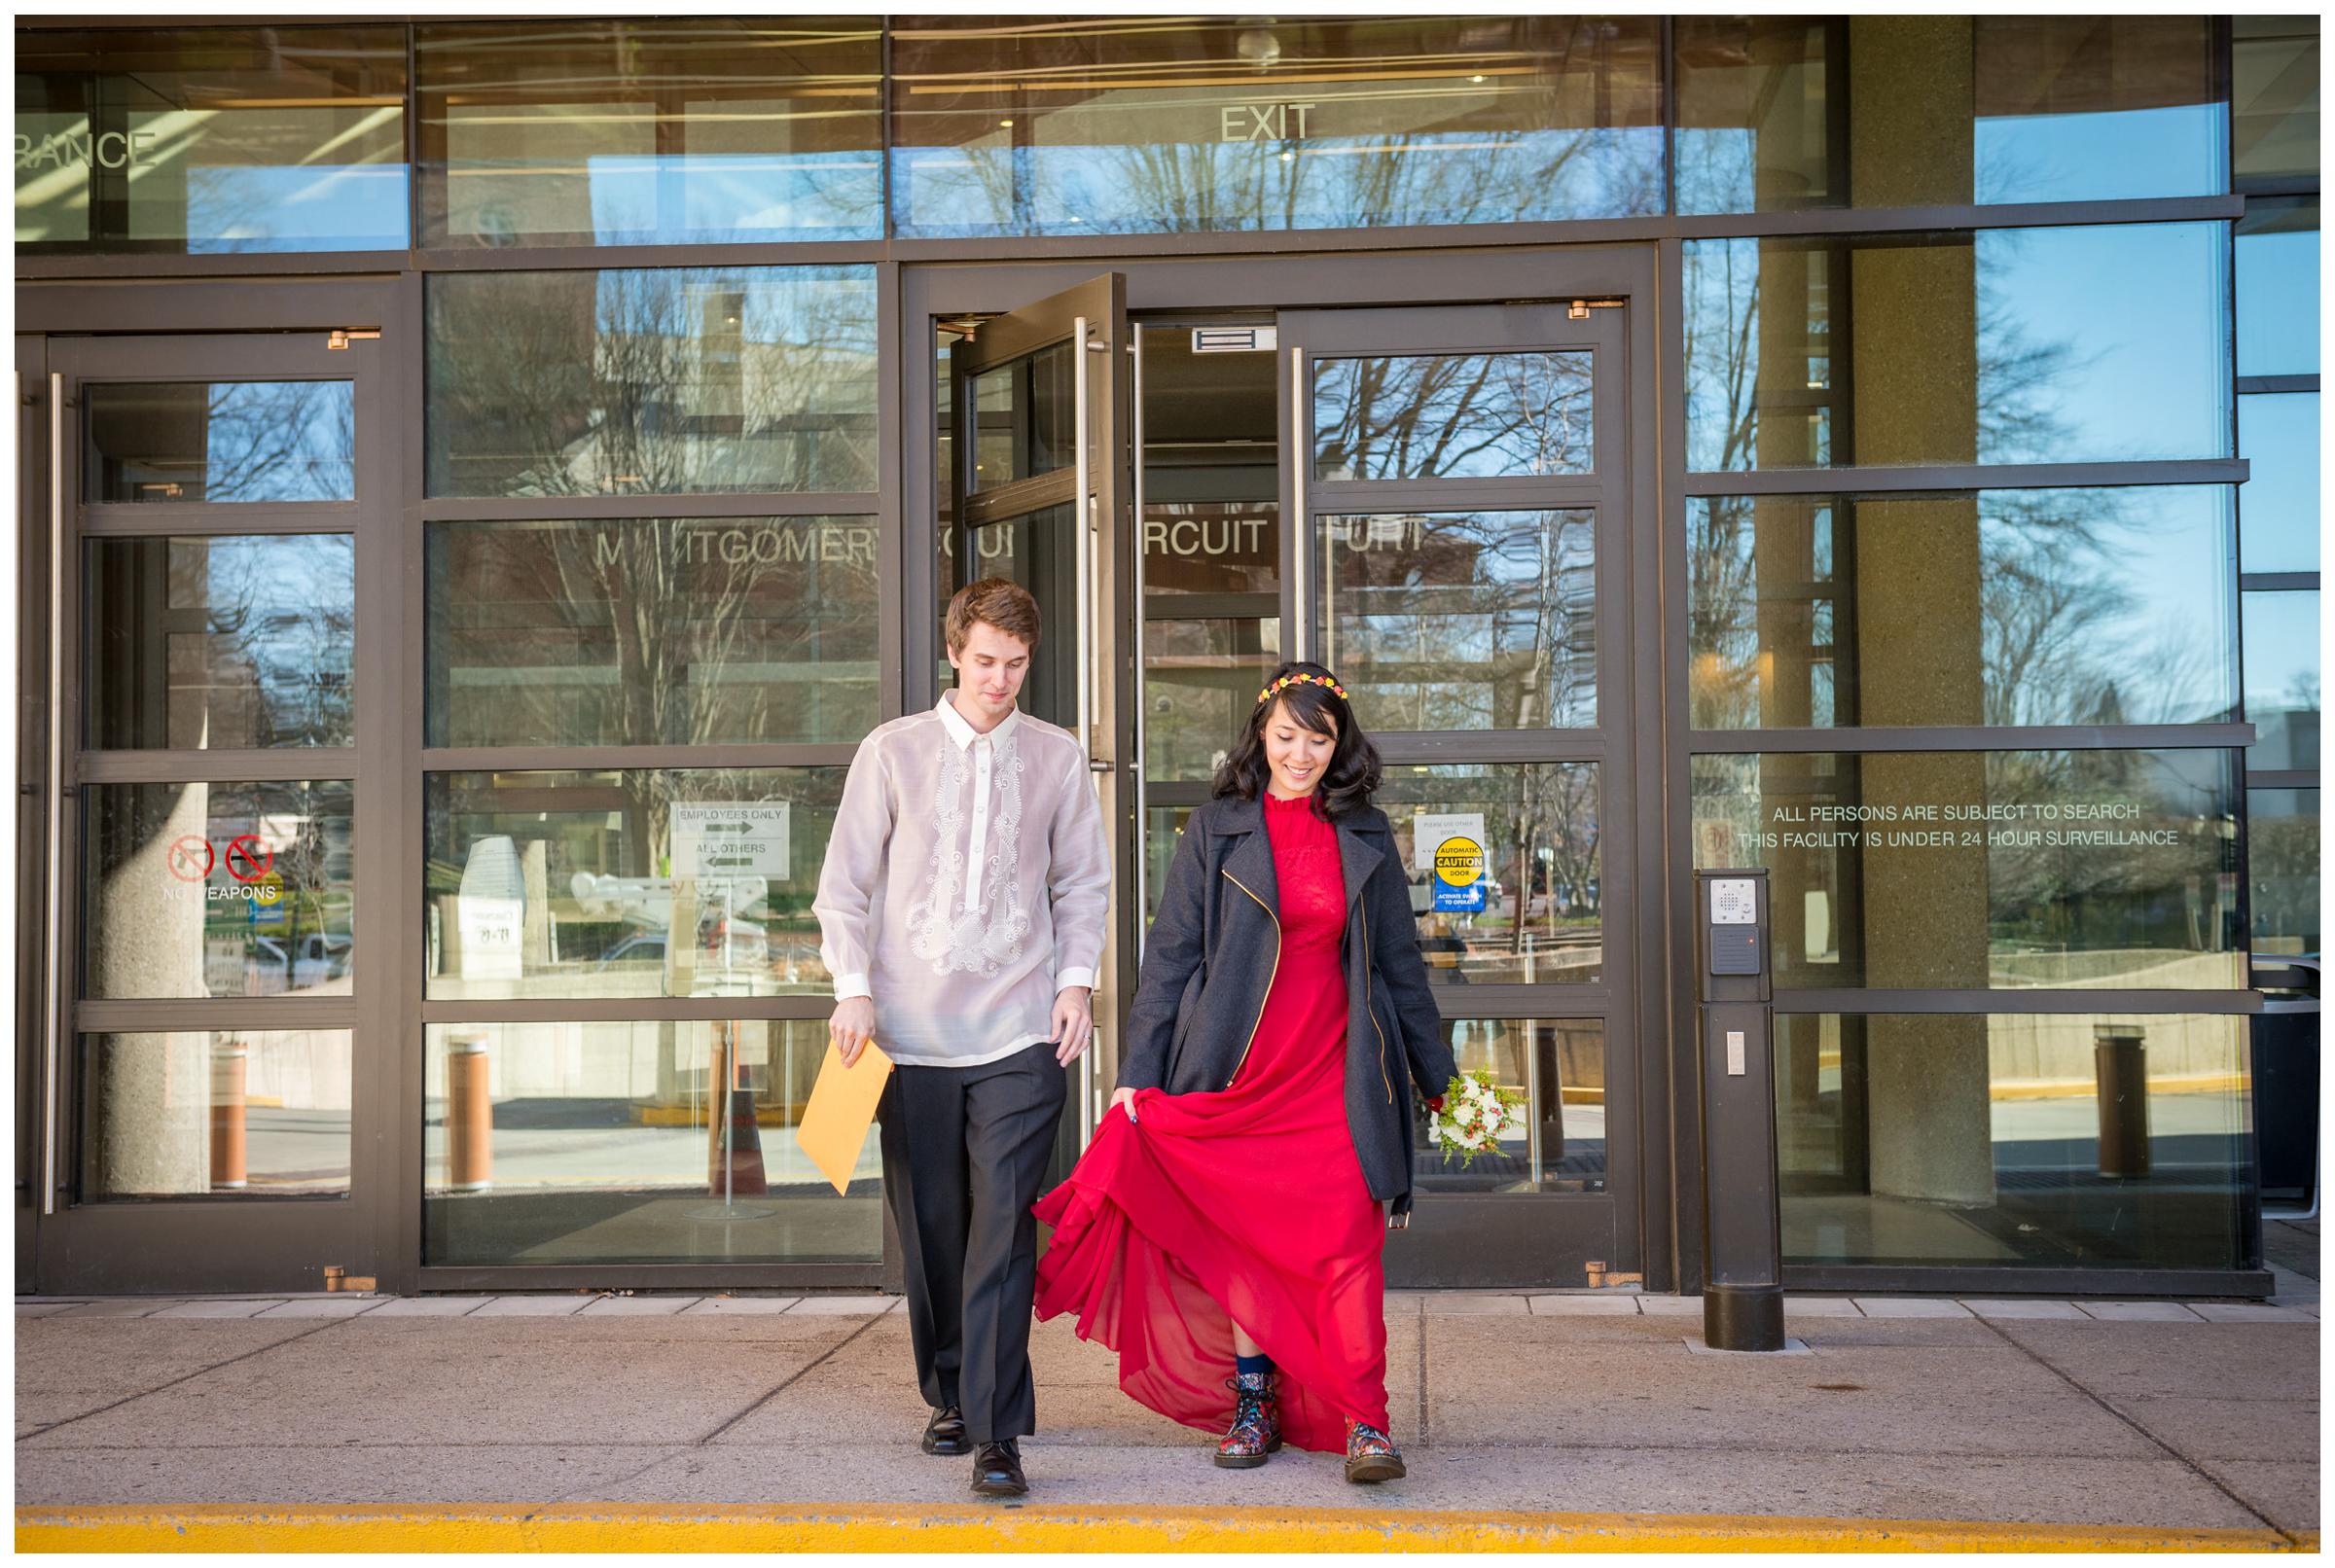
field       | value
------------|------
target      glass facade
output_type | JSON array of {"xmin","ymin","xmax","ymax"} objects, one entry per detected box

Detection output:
[
  {"xmin": 1688, "ymin": 488, "xmax": 2239, "ymax": 730},
  {"xmin": 424, "ymin": 266, "xmax": 880, "ymax": 497},
  {"xmin": 1692, "ymin": 750, "xmax": 2245, "ymax": 992},
  {"xmin": 1321, "ymin": 509, "xmax": 1598, "ymax": 731},
  {"xmin": 1409, "ymin": 1018, "xmax": 1607, "ymax": 1194},
  {"xmin": 425, "ymin": 517, "xmax": 879, "ymax": 748},
  {"xmin": 1683, "ymin": 224, "xmax": 2231, "ymax": 472},
  {"xmin": 80, "ymin": 1029, "xmax": 353, "ymax": 1200},
  {"xmin": 84, "ymin": 381, "xmax": 356, "ymax": 505},
  {"xmin": 82, "ymin": 779, "xmax": 355, "ymax": 1001},
  {"xmin": 17, "ymin": 17, "xmax": 2310, "ymax": 1299},
  {"xmin": 17, "ymin": 27, "xmax": 408, "ymax": 253},
  {"xmin": 424, "ymin": 768, "xmax": 844, "ymax": 1003},
  {"xmin": 1777, "ymin": 1012, "xmax": 2251, "ymax": 1270},
  {"xmin": 424, "ymin": 1019, "xmax": 880, "ymax": 1266},
  {"xmin": 888, "ymin": 16, "xmax": 1663, "ymax": 237},
  {"xmin": 86, "ymin": 535, "xmax": 356, "ymax": 750},
  {"xmin": 414, "ymin": 19, "xmax": 882, "ymax": 249},
  {"xmin": 1675, "ymin": 17, "xmax": 2225, "ymax": 213}
]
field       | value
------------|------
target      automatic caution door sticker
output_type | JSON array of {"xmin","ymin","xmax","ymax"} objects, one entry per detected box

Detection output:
[{"xmin": 1416, "ymin": 810, "xmax": 1489, "ymax": 914}]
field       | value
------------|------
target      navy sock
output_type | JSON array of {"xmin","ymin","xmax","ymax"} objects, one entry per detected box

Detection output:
[{"xmin": 1235, "ymin": 1352, "xmax": 1275, "ymax": 1377}]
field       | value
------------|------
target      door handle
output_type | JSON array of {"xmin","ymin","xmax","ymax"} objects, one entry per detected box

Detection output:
[
  {"xmin": 44, "ymin": 371, "xmax": 64, "ymax": 1215},
  {"xmin": 1288, "ymin": 344, "xmax": 1310, "ymax": 663},
  {"xmin": 1130, "ymin": 328, "xmax": 1149, "ymax": 953},
  {"xmin": 1071, "ymin": 315, "xmax": 1096, "ymax": 761}
]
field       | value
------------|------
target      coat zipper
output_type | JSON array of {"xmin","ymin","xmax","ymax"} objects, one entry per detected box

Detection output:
[
  {"xmin": 1221, "ymin": 868, "xmax": 1279, "ymax": 1087},
  {"xmin": 1359, "ymin": 888, "xmax": 1394, "ymax": 1104}
]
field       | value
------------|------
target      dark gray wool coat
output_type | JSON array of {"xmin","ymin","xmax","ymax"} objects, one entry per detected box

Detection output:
[{"xmin": 1114, "ymin": 794, "xmax": 1458, "ymax": 1223}]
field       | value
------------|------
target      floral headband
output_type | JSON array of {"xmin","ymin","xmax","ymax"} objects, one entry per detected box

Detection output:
[{"xmin": 1256, "ymin": 671, "xmax": 1348, "ymax": 705}]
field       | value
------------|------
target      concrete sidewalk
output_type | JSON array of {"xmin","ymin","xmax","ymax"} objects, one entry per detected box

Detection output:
[{"xmin": 14, "ymin": 1286, "xmax": 2320, "ymax": 1551}]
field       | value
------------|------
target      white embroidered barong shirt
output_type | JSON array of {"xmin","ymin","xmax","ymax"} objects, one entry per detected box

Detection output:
[{"xmin": 813, "ymin": 695, "xmax": 1110, "ymax": 1068}]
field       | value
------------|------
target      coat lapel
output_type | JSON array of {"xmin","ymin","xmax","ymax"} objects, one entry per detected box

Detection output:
[
  {"xmin": 1334, "ymin": 817, "xmax": 1384, "ymax": 909},
  {"xmin": 1216, "ymin": 797, "xmax": 1279, "ymax": 913}
]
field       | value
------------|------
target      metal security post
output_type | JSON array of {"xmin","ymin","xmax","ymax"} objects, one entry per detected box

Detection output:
[{"xmin": 1698, "ymin": 869, "xmax": 1784, "ymax": 1352}]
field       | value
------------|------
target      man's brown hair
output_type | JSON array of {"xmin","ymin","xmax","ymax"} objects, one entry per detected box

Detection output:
[{"xmin": 945, "ymin": 577, "xmax": 1042, "ymax": 655}]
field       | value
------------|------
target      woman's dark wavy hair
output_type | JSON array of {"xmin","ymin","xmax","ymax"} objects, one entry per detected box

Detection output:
[{"xmin": 1211, "ymin": 660, "xmax": 1382, "ymax": 819}]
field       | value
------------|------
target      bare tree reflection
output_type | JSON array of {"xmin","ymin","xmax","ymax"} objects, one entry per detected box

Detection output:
[
  {"xmin": 440, "ymin": 517, "xmax": 877, "ymax": 750},
  {"xmin": 1685, "ymin": 234, "xmax": 2236, "ymax": 731},
  {"xmin": 890, "ymin": 18, "xmax": 1665, "ymax": 235},
  {"xmin": 203, "ymin": 381, "xmax": 357, "ymax": 502},
  {"xmin": 427, "ymin": 267, "xmax": 878, "ymax": 497},
  {"xmin": 1315, "ymin": 353, "xmax": 1592, "ymax": 481}
]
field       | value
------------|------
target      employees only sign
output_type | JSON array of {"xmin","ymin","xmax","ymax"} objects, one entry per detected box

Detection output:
[{"xmin": 671, "ymin": 803, "xmax": 792, "ymax": 885}]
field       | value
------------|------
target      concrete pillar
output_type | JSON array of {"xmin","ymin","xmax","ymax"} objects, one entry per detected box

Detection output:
[
  {"xmin": 1844, "ymin": 20, "xmax": 1996, "ymax": 1209},
  {"xmin": 1848, "ymin": 18, "xmax": 1975, "ymax": 208},
  {"xmin": 86, "ymin": 782, "xmax": 212, "ymax": 1196}
]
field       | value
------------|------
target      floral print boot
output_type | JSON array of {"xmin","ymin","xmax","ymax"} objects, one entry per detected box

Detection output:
[
  {"xmin": 1344, "ymin": 1417, "xmax": 1406, "ymax": 1483},
  {"xmin": 1213, "ymin": 1370, "xmax": 1282, "ymax": 1468}
]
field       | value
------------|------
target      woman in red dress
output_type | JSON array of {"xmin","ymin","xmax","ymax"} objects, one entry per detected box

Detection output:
[{"xmin": 1034, "ymin": 661, "xmax": 1455, "ymax": 1483}]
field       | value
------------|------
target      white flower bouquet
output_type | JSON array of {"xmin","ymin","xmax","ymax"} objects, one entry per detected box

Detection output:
[{"xmin": 1428, "ymin": 1068, "xmax": 1526, "ymax": 1168}]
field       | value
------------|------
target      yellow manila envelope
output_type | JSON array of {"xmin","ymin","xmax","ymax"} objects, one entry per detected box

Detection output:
[{"xmin": 794, "ymin": 1039, "xmax": 894, "ymax": 1195}]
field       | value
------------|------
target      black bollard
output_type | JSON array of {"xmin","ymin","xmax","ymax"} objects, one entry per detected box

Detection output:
[{"xmin": 1698, "ymin": 870, "xmax": 1785, "ymax": 1352}]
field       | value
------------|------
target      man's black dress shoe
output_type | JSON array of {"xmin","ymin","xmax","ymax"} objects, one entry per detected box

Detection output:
[
  {"xmin": 922, "ymin": 1406, "xmax": 969, "ymax": 1456},
  {"xmin": 971, "ymin": 1439, "xmax": 1027, "ymax": 1497}
]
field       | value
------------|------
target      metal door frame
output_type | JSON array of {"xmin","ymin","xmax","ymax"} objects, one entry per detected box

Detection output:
[
  {"xmin": 942, "ymin": 271, "xmax": 1133, "ymax": 1153},
  {"xmin": 25, "ymin": 307, "xmax": 406, "ymax": 1295},
  {"xmin": 902, "ymin": 244, "xmax": 1671, "ymax": 1288},
  {"xmin": 1278, "ymin": 299, "xmax": 1635, "ymax": 1288}
]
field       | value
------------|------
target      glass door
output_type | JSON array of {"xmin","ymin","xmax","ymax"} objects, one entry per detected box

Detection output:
[
  {"xmin": 945, "ymin": 274, "xmax": 1132, "ymax": 1157},
  {"xmin": 933, "ymin": 262, "xmax": 1646, "ymax": 1291},
  {"xmin": 32, "ymin": 328, "xmax": 396, "ymax": 1294},
  {"xmin": 1281, "ymin": 302, "xmax": 1634, "ymax": 1289}
]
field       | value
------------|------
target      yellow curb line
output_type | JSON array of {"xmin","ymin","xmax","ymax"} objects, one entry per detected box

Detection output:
[{"xmin": 13, "ymin": 1504, "xmax": 2317, "ymax": 1554}]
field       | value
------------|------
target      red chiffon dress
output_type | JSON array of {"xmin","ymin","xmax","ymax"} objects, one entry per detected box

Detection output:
[{"xmin": 1033, "ymin": 790, "xmax": 1388, "ymax": 1452}]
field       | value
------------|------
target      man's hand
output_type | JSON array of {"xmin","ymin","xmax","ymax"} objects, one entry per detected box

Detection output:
[
  {"xmin": 830, "ymin": 995, "xmax": 876, "ymax": 1068},
  {"xmin": 1109, "ymin": 1087, "xmax": 1139, "ymax": 1123},
  {"xmin": 1051, "ymin": 986, "xmax": 1094, "ymax": 1065}
]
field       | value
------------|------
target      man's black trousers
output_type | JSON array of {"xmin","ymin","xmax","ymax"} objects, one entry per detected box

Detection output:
[{"xmin": 877, "ymin": 1042, "xmax": 1067, "ymax": 1444}]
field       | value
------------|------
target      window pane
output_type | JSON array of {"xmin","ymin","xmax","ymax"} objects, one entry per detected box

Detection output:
[
  {"xmin": 426, "ymin": 517, "xmax": 878, "ymax": 748},
  {"xmin": 1691, "ymin": 750, "xmax": 2245, "ymax": 991},
  {"xmin": 83, "ymin": 780, "xmax": 355, "ymax": 1000},
  {"xmin": 1378, "ymin": 763, "xmax": 1602, "ymax": 984},
  {"xmin": 2237, "ymin": 198, "xmax": 2319, "ymax": 377},
  {"xmin": 2234, "ymin": 17, "xmax": 2320, "ymax": 185},
  {"xmin": 1144, "ymin": 506, "xmax": 1279, "ymax": 596},
  {"xmin": 2239, "ymin": 394, "xmax": 2320, "ymax": 574},
  {"xmin": 1410, "ymin": 1018, "xmax": 1605, "ymax": 1194},
  {"xmin": 1312, "ymin": 351, "xmax": 1593, "ymax": 481},
  {"xmin": 888, "ymin": 16, "xmax": 1662, "ymax": 237},
  {"xmin": 2244, "ymin": 590, "xmax": 2322, "ymax": 772},
  {"xmin": 1777, "ymin": 1012, "xmax": 2250, "ymax": 1269},
  {"xmin": 1144, "ymin": 803, "xmax": 1197, "ymax": 928},
  {"xmin": 1689, "ymin": 488, "xmax": 2239, "ymax": 730},
  {"xmin": 425, "ymin": 266, "xmax": 879, "ymax": 497},
  {"xmin": 17, "ymin": 26, "xmax": 407, "ymax": 253},
  {"xmin": 85, "ymin": 382, "xmax": 355, "ymax": 504},
  {"xmin": 1675, "ymin": 17, "xmax": 2224, "ymax": 214},
  {"xmin": 86, "ymin": 535, "xmax": 355, "ymax": 750},
  {"xmin": 79, "ymin": 1029, "xmax": 351, "ymax": 1200},
  {"xmin": 1684, "ymin": 225, "xmax": 2230, "ymax": 471},
  {"xmin": 424, "ymin": 1019, "xmax": 880, "ymax": 1265},
  {"xmin": 414, "ymin": 19, "xmax": 881, "ymax": 248},
  {"xmin": 425, "ymin": 768, "xmax": 845, "ymax": 1002},
  {"xmin": 1143, "ymin": 619, "xmax": 1281, "ymax": 783},
  {"xmin": 2248, "ymin": 787, "xmax": 2319, "ymax": 955},
  {"xmin": 1321, "ymin": 510, "xmax": 1596, "ymax": 729},
  {"xmin": 968, "ymin": 341, "xmax": 1076, "ymax": 492}
]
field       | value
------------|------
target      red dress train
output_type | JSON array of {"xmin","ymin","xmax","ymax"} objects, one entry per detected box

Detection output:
[{"xmin": 1032, "ymin": 791, "xmax": 1387, "ymax": 1452}]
